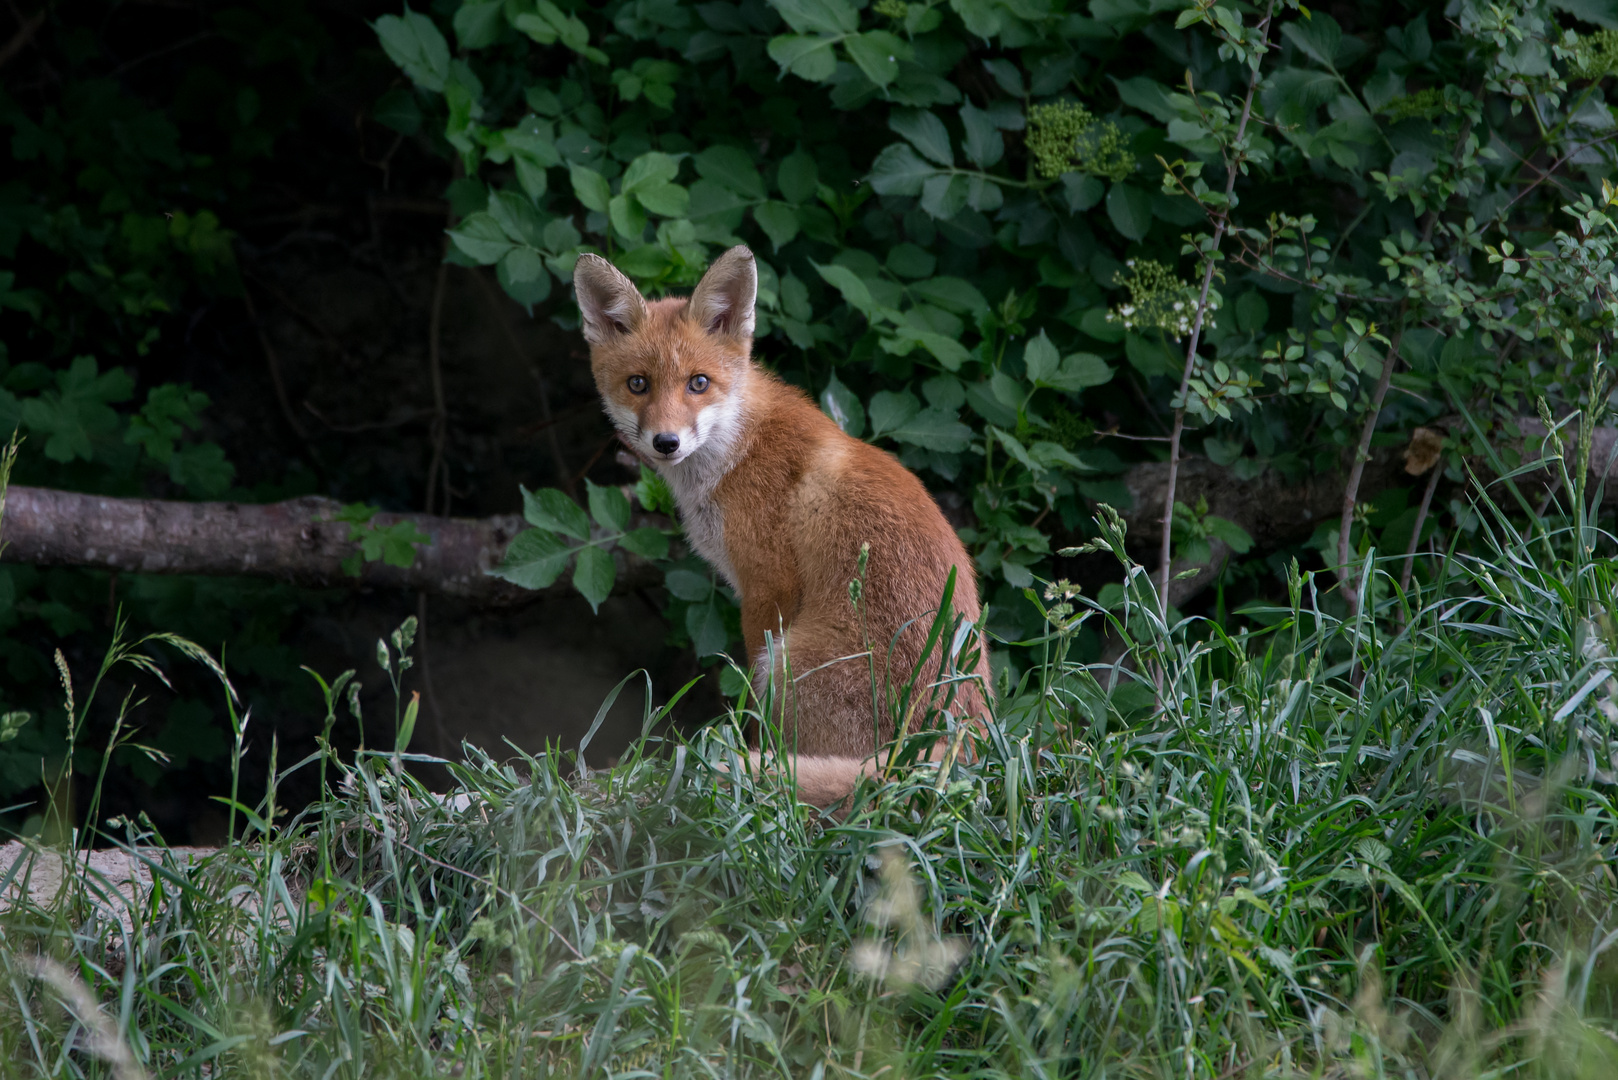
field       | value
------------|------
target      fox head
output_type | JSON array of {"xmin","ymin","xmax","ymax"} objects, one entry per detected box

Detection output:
[{"xmin": 573, "ymin": 246, "xmax": 757, "ymax": 469}]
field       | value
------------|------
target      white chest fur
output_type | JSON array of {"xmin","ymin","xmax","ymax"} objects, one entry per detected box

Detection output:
[{"xmin": 658, "ymin": 394, "xmax": 745, "ymax": 592}]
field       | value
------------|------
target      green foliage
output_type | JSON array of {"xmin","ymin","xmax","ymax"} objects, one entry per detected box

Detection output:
[{"xmin": 333, "ymin": 504, "xmax": 433, "ymax": 578}]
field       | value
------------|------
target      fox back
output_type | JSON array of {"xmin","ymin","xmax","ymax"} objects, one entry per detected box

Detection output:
[{"xmin": 575, "ymin": 246, "xmax": 989, "ymax": 762}]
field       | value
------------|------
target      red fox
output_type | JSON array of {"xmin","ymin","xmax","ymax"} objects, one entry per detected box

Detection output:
[{"xmin": 573, "ymin": 246, "xmax": 990, "ymax": 805}]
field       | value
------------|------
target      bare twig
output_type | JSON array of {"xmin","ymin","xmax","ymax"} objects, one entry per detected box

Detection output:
[
  {"xmin": 1158, "ymin": 0, "xmax": 1277, "ymax": 619},
  {"xmin": 1337, "ymin": 319, "xmax": 1406, "ymax": 617},
  {"xmin": 243, "ymin": 288, "xmax": 311, "ymax": 443},
  {"xmin": 0, "ymin": 5, "xmax": 43, "ymax": 71},
  {"xmin": 424, "ymin": 258, "xmax": 450, "ymax": 516}
]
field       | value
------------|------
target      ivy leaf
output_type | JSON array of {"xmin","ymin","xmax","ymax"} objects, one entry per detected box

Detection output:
[
  {"xmin": 695, "ymin": 145, "xmax": 764, "ymax": 200},
  {"xmin": 889, "ymin": 109, "xmax": 953, "ymax": 167},
  {"xmin": 572, "ymin": 545, "xmax": 616, "ymax": 613},
  {"xmin": 586, "ymin": 479, "xmax": 631, "ymax": 532},
  {"xmin": 820, "ymin": 371, "xmax": 866, "ymax": 437},
  {"xmin": 522, "ymin": 486, "xmax": 591, "ymax": 539},
  {"xmin": 375, "ymin": 11, "xmax": 451, "ymax": 92}
]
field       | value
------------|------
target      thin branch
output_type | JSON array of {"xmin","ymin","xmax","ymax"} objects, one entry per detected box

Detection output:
[
  {"xmin": 0, "ymin": 5, "xmax": 43, "ymax": 71},
  {"xmin": 1401, "ymin": 452, "xmax": 1444, "ymax": 598},
  {"xmin": 1158, "ymin": 0, "xmax": 1277, "ymax": 620},
  {"xmin": 1337, "ymin": 318, "xmax": 1406, "ymax": 618},
  {"xmin": 424, "ymin": 258, "xmax": 450, "ymax": 516}
]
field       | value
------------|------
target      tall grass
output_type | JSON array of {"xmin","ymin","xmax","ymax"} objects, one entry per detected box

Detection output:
[{"xmin": 4, "ymin": 438, "xmax": 1618, "ymax": 1077}]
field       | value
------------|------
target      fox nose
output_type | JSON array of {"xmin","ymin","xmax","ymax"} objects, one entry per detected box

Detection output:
[{"xmin": 651, "ymin": 433, "xmax": 680, "ymax": 456}]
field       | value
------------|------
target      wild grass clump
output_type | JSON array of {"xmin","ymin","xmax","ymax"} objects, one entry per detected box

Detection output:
[{"xmin": 5, "ymin": 439, "xmax": 1618, "ymax": 1076}]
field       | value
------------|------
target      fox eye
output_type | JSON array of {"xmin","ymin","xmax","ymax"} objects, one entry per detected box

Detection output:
[
  {"xmin": 627, "ymin": 375, "xmax": 648, "ymax": 394},
  {"xmin": 688, "ymin": 374, "xmax": 710, "ymax": 393}
]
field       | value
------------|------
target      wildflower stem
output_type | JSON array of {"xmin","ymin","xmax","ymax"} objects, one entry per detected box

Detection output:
[{"xmin": 1157, "ymin": 0, "xmax": 1275, "ymax": 620}]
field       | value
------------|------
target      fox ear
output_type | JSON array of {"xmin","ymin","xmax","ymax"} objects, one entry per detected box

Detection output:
[
  {"xmin": 688, "ymin": 246, "xmax": 756, "ymax": 340},
  {"xmin": 574, "ymin": 254, "xmax": 648, "ymax": 345}
]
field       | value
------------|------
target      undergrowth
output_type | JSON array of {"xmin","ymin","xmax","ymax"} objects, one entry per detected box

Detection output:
[{"xmin": 5, "ymin": 432, "xmax": 1618, "ymax": 1078}]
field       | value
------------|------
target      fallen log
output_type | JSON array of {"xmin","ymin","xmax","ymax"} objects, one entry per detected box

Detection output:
[
  {"xmin": 0, "ymin": 487, "xmax": 665, "ymax": 607},
  {"xmin": 0, "ymin": 417, "xmax": 1595, "ymax": 609}
]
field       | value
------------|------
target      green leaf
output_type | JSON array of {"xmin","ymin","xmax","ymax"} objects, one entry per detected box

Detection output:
[
  {"xmin": 488, "ymin": 189, "xmax": 545, "ymax": 246},
  {"xmin": 1061, "ymin": 173, "xmax": 1104, "ymax": 212},
  {"xmin": 570, "ymin": 166, "xmax": 611, "ymax": 212},
  {"xmin": 1046, "ymin": 352, "xmax": 1114, "ymax": 392},
  {"xmin": 609, "ymin": 194, "xmax": 648, "ymax": 241},
  {"xmin": 814, "ymin": 262, "xmax": 877, "ymax": 315},
  {"xmin": 1105, "ymin": 182, "xmax": 1152, "ymax": 240},
  {"xmin": 767, "ymin": 34, "xmax": 839, "ymax": 82},
  {"xmin": 375, "ymin": 11, "xmax": 451, "ymax": 92},
  {"xmin": 889, "ymin": 109, "xmax": 953, "ymax": 166},
  {"xmin": 522, "ymin": 486, "xmax": 591, "ymax": 539},
  {"xmin": 686, "ymin": 596, "xmax": 728, "ymax": 657},
  {"xmin": 894, "ymin": 327, "xmax": 970, "ymax": 371},
  {"xmin": 920, "ymin": 173, "xmax": 969, "ymax": 219},
  {"xmin": 908, "ymin": 276, "xmax": 988, "ymax": 315},
  {"xmin": 1206, "ymin": 515, "xmax": 1255, "ymax": 553},
  {"xmin": 619, "ymin": 527, "xmax": 670, "ymax": 559},
  {"xmin": 493, "ymin": 528, "xmax": 574, "ymax": 590},
  {"xmin": 21, "ymin": 356, "xmax": 133, "ymax": 463},
  {"xmin": 621, "ymin": 152, "xmax": 681, "ymax": 195},
  {"xmin": 777, "ymin": 149, "xmax": 820, "ymax": 204},
  {"xmin": 447, "ymin": 212, "xmax": 514, "ymax": 264},
  {"xmin": 586, "ymin": 479, "xmax": 631, "ymax": 532},
  {"xmin": 452, "ymin": 2, "xmax": 504, "ymax": 49},
  {"xmin": 959, "ymin": 101, "xmax": 1004, "ymax": 168},
  {"xmin": 695, "ymin": 145, "xmax": 765, "ymax": 200},
  {"xmin": 664, "ymin": 568, "xmax": 714, "ymax": 602},
  {"xmin": 820, "ymin": 371, "xmax": 866, "ymax": 436},
  {"xmin": 572, "ymin": 545, "xmax": 615, "ymax": 613},
  {"xmin": 868, "ymin": 389, "xmax": 920, "ymax": 436},
  {"xmin": 1236, "ymin": 291, "xmax": 1269, "ymax": 333},
  {"xmin": 845, "ymin": 30, "xmax": 907, "ymax": 88},
  {"xmin": 769, "ymin": 0, "xmax": 859, "ymax": 34},
  {"xmin": 1282, "ymin": 13, "xmax": 1344, "ymax": 68},
  {"xmin": 886, "ymin": 243, "xmax": 936, "ymax": 279},
  {"xmin": 1023, "ymin": 330, "xmax": 1060, "ymax": 385},
  {"xmin": 169, "ymin": 442, "xmax": 235, "ymax": 496},
  {"xmin": 634, "ymin": 182, "xmax": 689, "ymax": 218},
  {"xmin": 373, "ymin": 88, "xmax": 422, "ymax": 135},
  {"xmin": 754, "ymin": 202, "xmax": 800, "ymax": 250},
  {"xmin": 868, "ymin": 143, "xmax": 939, "ymax": 197},
  {"xmin": 888, "ymin": 408, "xmax": 973, "ymax": 452}
]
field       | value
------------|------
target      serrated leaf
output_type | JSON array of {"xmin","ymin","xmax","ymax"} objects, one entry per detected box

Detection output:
[
  {"xmin": 619, "ymin": 527, "xmax": 670, "ymax": 559},
  {"xmin": 570, "ymin": 165, "xmax": 611, "ymax": 212},
  {"xmin": 1105, "ymin": 182, "xmax": 1152, "ymax": 240},
  {"xmin": 498, "ymin": 247, "xmax": 552, "ymax": 305},
  {"xmin": 770, "ymin": 0, "xmax": 858, "ymax": 33},
  {"xmin": 664, "ymin": 568, "xmax": 714, "ymax": 602},
  {"xmin": 754, "ymin": 202, "xmax": 800, "ymax": 250},
  {"xmin": 886, "ymin": 408, "xmax": 973, "ymax": 452},
  {"xmin": 694, "ymin": 145, "xmax": 764, "ymax": 200},
  {"xmin": 586, "ymin": 479, "xmax": 631, "ymax": 532},
  {"xmin": 845, "ymin": 30, "xmax": 907, "ymax": 88},
  {"xmin": 868, "ymin": 142, "xmax": 940, "ymax": 197},
  {"xmin": 867, "ymin": 389, "xmax": 920, "ymax": 436},
  {"xmin": 777, "ymin": 150, "xmax": 819, "ymax": 203},
  {"xmin": 767, "ymin": 34, "xmax": 839, "ymax": 81},
  {"xmin": 1023, "ymin": 330, "xmax": 1060, "ymax": 384},
  {"xmin": 523, "ymin": 486, "xmax": 591, "ymax": 539},
  {"xmin": 960, "ymin": 101, "xmax": 1004, "ymax": 168},
  {"xmin": 493, "ymin": 528, "xmax": 574, "ymax": 590},
  {"xmin": 447, "ymin": 212, "xmax": 514, "ymax": 264},
  {"xmin": 889, "ymin": 109, "xmax": 953, "ymax": 166},
  {"xmin": 686, "ymin": 597, "xmax": 728, "ymax": 657},
  {"xmin": 572, "ymin": 545, "xmax": 615, "ymax": 613},
  {"xmin": 820, "ymin": 371, "xmax": 866, "ymax": 436},
  {"xmin": 375, "ymin": 12, "xmax": 451, "ymax": 92},
  {"xmin": 920, "ymin": 173, "xmax": 969, "ymax": 219}
]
